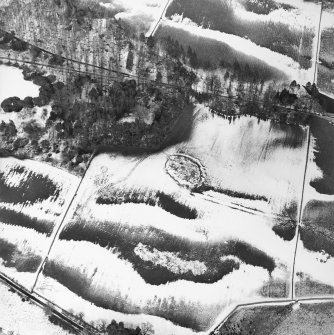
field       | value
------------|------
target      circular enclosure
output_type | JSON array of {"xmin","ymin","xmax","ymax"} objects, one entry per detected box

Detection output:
[{"xmin": 165, "ymin": 154, "xmax": 205, "ymax": 189}]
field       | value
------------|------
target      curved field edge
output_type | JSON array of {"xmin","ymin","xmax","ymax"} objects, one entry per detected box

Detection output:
[{"xmin": 59, "ymin": 219, "xmax": 276, "ymax": 284}]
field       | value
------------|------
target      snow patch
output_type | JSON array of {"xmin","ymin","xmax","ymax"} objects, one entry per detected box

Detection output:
[{"xmin": 0, "ymin": 65, "xmax": 40, "ymax": 105}]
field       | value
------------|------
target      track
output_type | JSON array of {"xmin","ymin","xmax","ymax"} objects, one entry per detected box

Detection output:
[
  {"xmin": 31, "ymin": 150, "xmax": 97, "ymax": 293},
  {"xmin": 313, "ymin": 1, "xmax": 324, "ymax": 85},
  {"xmin": 145, "ymin": 0, "xmax": 172, "ymax": 37},
  {"xmin": 291, "ymin": 125, "xmax": 311, "ymax": 300}
]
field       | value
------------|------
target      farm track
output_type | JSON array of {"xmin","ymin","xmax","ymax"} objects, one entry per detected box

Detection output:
[
  {"xmin": 291, "ymin": 126, "xmax": 311, "ymax": 300},
  {"xmin": 146, "ymin": 0, "xmax": 172, "ymax": 37},
  {"xmin": 314, "ymin": 2, "xmax": 324, "ymax": 85}
]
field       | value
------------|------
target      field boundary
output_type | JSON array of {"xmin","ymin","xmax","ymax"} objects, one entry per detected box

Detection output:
[
  {"xmin": 31, "ymin": 149, "xmax": 97, "ymax": 293},
  {"xmin": 314, "ymin": 1, "xmax": 324, "ymax": 84},
  {"xmin": 146, "ymin": 0, "xmax": 172, "ymax": 37}
]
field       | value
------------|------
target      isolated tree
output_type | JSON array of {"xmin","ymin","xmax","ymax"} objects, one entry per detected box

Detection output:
[
  {"xmin": 212, "ymin": 75, "xmax": 222, "ymax": 94},
  {"xmin": 189, "ymin": 50, "xmax": 198, "ymax": 68},
  {"xmin": 139, "ymin": 32, "xmax": 146, "ymax": 42},
  {"xmin": 141, "ymin": 322, "xmax": 155, "ymax": 335},
  {"xmin": 30, "ymin": 45, "xmax": 42, "ymax": 60},
  {"xmin": 156, "ymin": 71, "xmax": 162, "ymax": 82},
  {"xmin": 187, "ymin": 46, "xmax": 192, "ymax": 58},
  {"xmin": 0, "ymin": 120, "xmax": 17, "ymax": 142},
  {"xmin": 126, "ymin": 50, "xmax": 134, "ymax": 71},
  {"xmin": 224, "ymin": 71, "xmax": 230, "ymax": 82}
]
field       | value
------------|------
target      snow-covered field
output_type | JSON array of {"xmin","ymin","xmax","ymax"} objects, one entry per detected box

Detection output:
[
  {"xmin": 0, "ymin": 65, "xmax": 40, "ymax": 105},
  {"xmin": 163, "ymin": 18, "xmax": 311, "ymax": 82},
  {"xmin": 0, "ymin": 279, "xmax": 72, "ymax": 335},
  {"xmin": 100, "ymin": 0, "xmax": 169, "ymax": 31},
  {"xmin": 0, "ymin": 157, "xmax": 79, "ymax": 289},
  {"xmin": 233, "ymin": 0, "xmax": 317, "ymax": 28},
  {"xmin": 0, "ymin": 64, "xmax": 52, "ymax": 150},
  {"xmin": 1, "ymin": 1, "xmax": 332, "ymax": 331},
  {"xmin": 162, "ymin": 0, "xmax": 321, "ymax": 84},
  {"xmin": 34, "ymin": 106, "xmax": 310, "ymax": 334}
]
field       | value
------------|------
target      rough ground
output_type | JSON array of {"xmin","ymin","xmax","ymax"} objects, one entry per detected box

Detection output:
[{"xmin": 217, "ymin": 301, "xmax": 334, "ymax": 335}]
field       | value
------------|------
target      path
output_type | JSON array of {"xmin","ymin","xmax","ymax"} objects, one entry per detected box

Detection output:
[{"xmin": 145, "ymin": 0, "xmax": 172, "ymax": 37}]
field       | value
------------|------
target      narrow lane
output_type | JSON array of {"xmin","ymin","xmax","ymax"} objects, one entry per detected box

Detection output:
[{"xmin": 291, "ymin": 125, "xmax": 311, "ymax": 300}]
